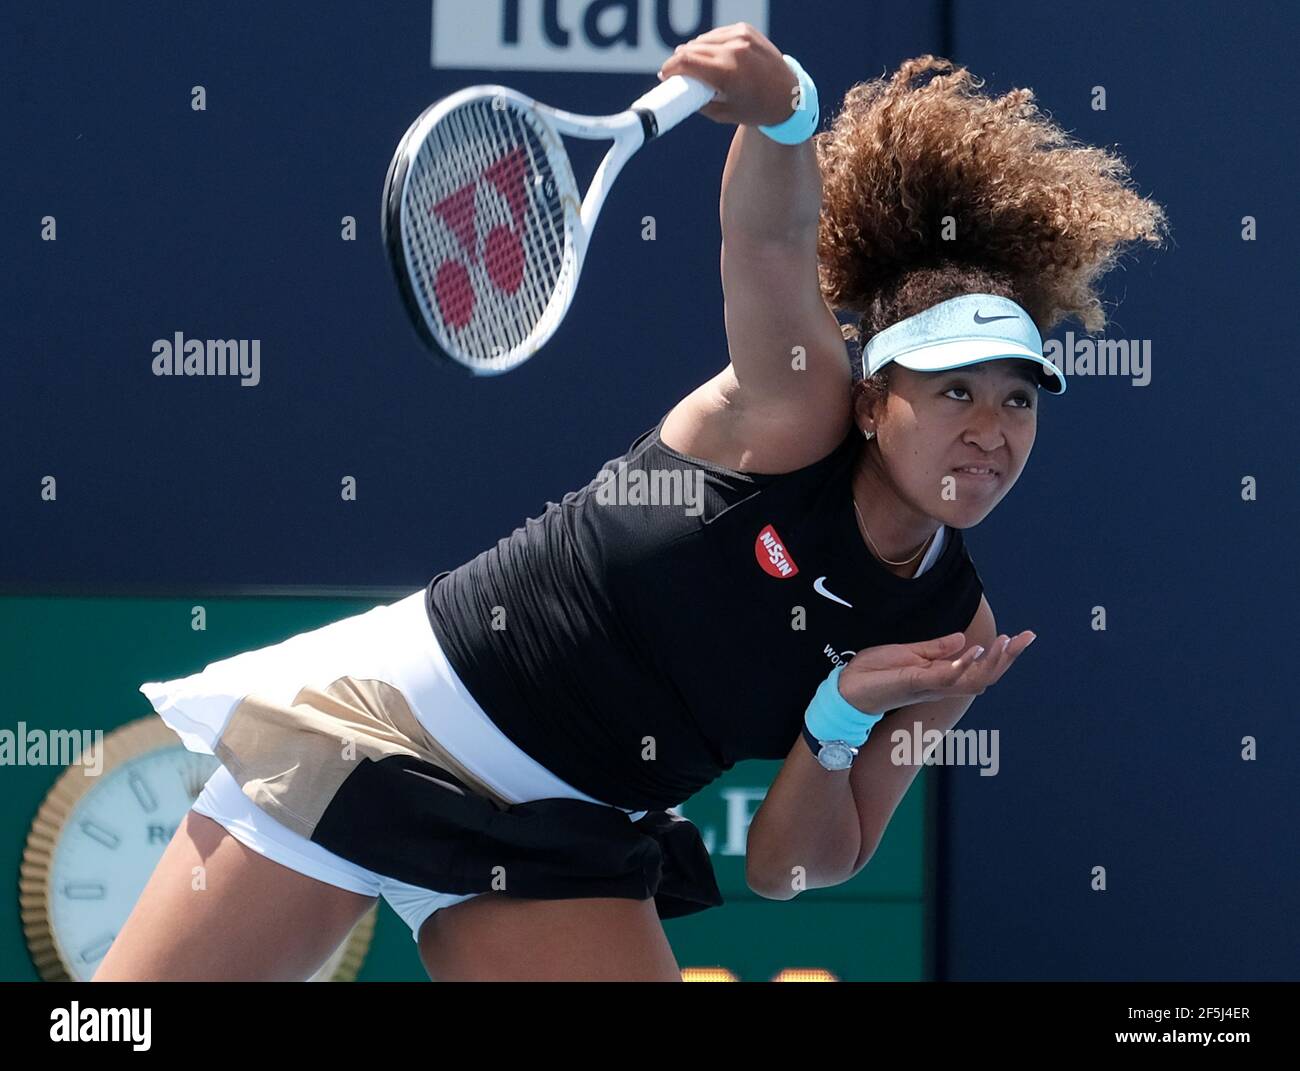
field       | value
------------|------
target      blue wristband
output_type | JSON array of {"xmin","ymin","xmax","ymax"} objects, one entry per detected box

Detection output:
[
  {"xmin": 804, "ymin": 664, "xmax": 883, "ymax": 747},
  {"xmin": 759, "ymin": 54, "xmax": 819, "ymax": 145}
]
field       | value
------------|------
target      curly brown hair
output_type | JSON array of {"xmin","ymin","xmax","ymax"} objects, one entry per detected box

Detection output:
[{"xmin": 814, "ymin": 55, "xmax": 1169, "ymax": 404}]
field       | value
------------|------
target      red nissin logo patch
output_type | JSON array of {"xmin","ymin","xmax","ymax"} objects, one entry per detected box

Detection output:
[{"xmin": 755, "ymin": 523, "xmax": 798, "ymax": 578}]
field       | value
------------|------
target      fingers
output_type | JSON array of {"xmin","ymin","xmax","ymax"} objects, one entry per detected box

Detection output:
[
  {"xmin": 657, "ymin": 19, "xmax": 767, "ymax": 80},
  {"xmin": 948, "ymin": 641, "xmax": 987, "ymax": 674},
  {"xmin": 673, "ymin": 21, "xmax": 765, "ymax": 47},
  {"xmin": 681, "ymin": 24, "xmax": 746, "ymax": 45},
  {"xmin": 897, "ymin": 645, "xmax": 977, "ymax": 699},
  {"xmin": 657, "ymin": 47, "xmax": 727, "ymax": 96},
  {"xmin": 911, "ymin": 629, "xmax": 1036, "ymax": 699},
  {"xmin": 659, "ymin": 42, "xmax": 721, "ymax": 71},
  {"xmin": 955, "ymin": 630, "xmax": 1036, "ymax": 693},
  {"xmin": 908, "ymin": 632, "xmax": 968, "ymax": 660}
]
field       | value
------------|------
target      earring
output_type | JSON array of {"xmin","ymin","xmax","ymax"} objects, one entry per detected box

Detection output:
[{"xmin": 862, "ymin": 428, "xmax": 876, "ymax": 441}]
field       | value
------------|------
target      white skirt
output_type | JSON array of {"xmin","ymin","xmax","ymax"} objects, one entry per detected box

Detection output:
[{"xmin": 139, "ymin": 588, "xmax": 646, "ymax": 942}]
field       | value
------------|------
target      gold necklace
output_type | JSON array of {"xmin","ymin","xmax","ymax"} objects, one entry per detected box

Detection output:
[{"xmin": 853, "ymin": 496, "xmax": 936, "ymax": 567}]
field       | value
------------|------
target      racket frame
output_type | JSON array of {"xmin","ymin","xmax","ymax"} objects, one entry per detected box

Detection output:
[{"xmin": 382, "ymin": 76, "xmax": 714, "ymax": 375}]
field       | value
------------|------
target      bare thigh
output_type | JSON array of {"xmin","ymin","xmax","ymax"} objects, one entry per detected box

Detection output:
[
  {"xmin": 92, "ymin": 810, "xmax": 378, "ymax": 982},
  {"xmin": 418, "ymin": 894, "xmax": 682, "ymax": 981}
]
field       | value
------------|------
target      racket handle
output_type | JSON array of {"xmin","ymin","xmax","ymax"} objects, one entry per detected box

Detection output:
[{"xmin": 630, "ymin": 75, "xmax": 716, "ymax": 139}]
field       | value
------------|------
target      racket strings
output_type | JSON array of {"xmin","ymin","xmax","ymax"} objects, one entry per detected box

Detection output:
[
  {"xmin": 402, "ymin": 98, "xmax": 570, "ymax": 367},
  {"xmin": 444, "ymin": 104, "xmax": 561, "ymax": 358}
]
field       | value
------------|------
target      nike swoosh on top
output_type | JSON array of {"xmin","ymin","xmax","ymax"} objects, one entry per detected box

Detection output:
[
  {"xmin": 813, "ymin": 576, "xmax": 853, "ymax": 608},
  {"xmin": 973, "ymin": 312, "xmax": 1019, "ymax": 324}
]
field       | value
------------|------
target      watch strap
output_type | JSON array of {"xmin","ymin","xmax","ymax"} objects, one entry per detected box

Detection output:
[{"xmin": 801, "ymin": 721, "xmax": 823, "ymax": 759}]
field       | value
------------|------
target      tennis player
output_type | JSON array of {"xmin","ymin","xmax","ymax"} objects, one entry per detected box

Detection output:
[{"xmin": 94, "ymin": 23, "xmax": 1166, "ymax": 982}]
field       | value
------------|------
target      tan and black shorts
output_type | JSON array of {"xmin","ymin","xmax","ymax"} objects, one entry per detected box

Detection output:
[{"xmin": 140, "ymin": 589, "xmax": 721, "ymax": 942}]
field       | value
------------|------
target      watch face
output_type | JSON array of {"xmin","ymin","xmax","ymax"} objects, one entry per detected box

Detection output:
[{"xmin": 818, "ymin": 743, "xmax": 855, "ymax": 770}]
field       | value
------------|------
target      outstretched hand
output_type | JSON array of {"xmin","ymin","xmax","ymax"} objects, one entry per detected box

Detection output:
[{"xmin": 837, "ymin": 630, "xmax": 1036, "ymax": 715}]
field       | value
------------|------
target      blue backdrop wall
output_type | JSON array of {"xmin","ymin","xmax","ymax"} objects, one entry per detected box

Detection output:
[{"xmin": 5, "ymin": 0, "xmax": 1297, "ymax": 979}]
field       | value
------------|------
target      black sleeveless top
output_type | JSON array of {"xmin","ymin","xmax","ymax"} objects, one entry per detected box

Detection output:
[{"xmin": 426, "ymin": 412, "xmax": 985, "ymax": 811}]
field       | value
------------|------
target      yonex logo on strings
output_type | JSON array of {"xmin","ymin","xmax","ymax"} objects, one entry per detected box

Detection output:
[{"xmin": 429, "ymin": 147, "xmax": 530, "ymax": 330}]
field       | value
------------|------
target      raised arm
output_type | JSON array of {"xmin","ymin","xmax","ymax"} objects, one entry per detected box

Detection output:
[{"xmin": 657, "ymin": 24, "xmax": 853, "ymax": 474}]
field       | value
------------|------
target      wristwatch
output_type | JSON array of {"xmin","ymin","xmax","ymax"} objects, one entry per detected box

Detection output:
[{"xmin": 801, "ymin": 723, "xmax": 860, "ymax": 771}]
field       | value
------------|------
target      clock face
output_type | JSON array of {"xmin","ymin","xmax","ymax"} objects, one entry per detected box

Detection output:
[
  {"xmin": 48, "ymin": 745, "xmax": 219, "ymax": 979},
  {"xmin": 37, "ymin": 735, "xmax": 368, "ymax": 981}
]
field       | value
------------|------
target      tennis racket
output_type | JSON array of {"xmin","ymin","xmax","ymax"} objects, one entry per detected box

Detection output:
[{"xmin": 381, "ymin": 75, "xmax": 716, "ymax": 375}]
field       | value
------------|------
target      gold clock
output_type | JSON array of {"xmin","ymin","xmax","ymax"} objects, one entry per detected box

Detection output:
[{"xmin": 20, "ymin": 715, "xmax": 375, "ymax": 981}]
